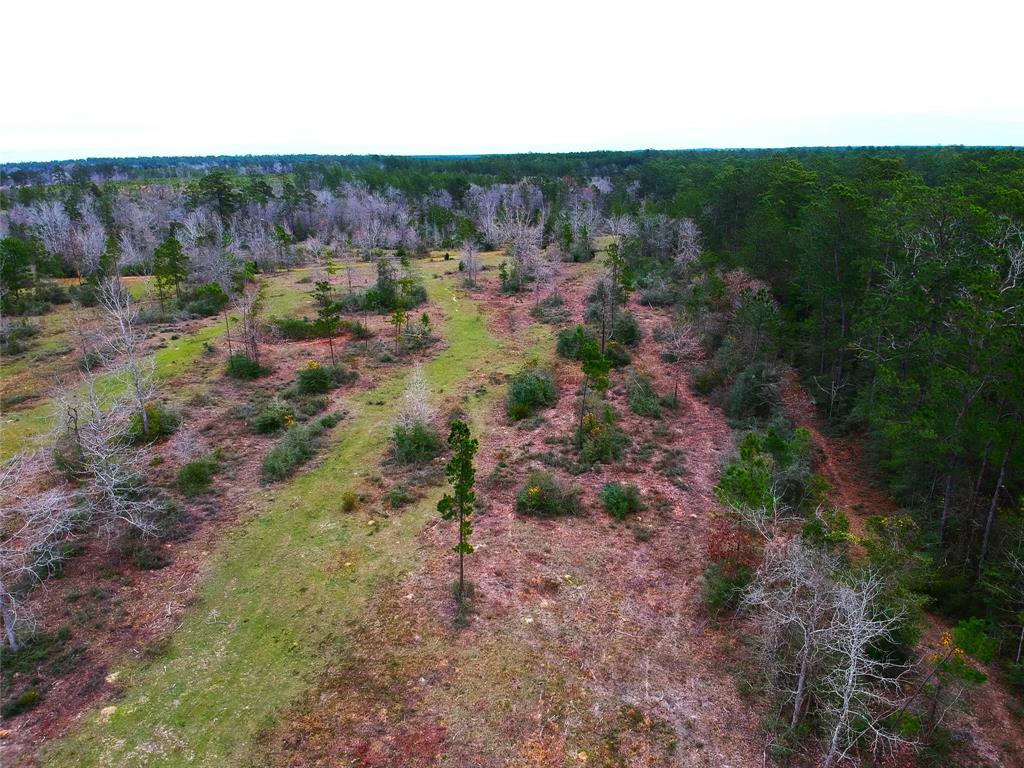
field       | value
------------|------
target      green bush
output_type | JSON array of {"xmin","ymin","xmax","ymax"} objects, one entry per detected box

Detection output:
[
  {"xmin": 627, "ymin": 372, "xmax": 661, "ymax": 418},
  {"xmin": 129, "ymin": 402, "xmax": 180, "ymax": 442},
  {"xmin": 556, "ymin": 325, "xmax": 597, "ymax": 360},
  {"xmin": 610, "ymin": 312, "xmax": 641, "ymax": 347},
  {"xmin": 261, "ymin": 414, "xmax": 341, "ymax": 482},
  {"xmin": 599, "ymin": 482, "xmax": 645, "ymax": 520},
  {"xmin": 2, "ymin": 688, "xmax": 41, "ymax": 718},
  {"xmin": 391, "ymin": 421, "xmax": 443, "ymax": 464},
  {"xmin": 177, "ymin": 458, "xmax": 218, "ymax": 496},
  {"xmin": 68, "ymin": 282, "xmax": 98, "ymax": 306},
  {"xmin": 226, "ymin": 353, "xmax": 267, "ymax": 379},
  {"xmin": 605, "ymin": 341, "xmax": 632, "ymax": 368},
  {"xmin": 723, "ymin": 362, "xmax": 781, "ymax": 425},
  {"xmin": 252, "ymin": 403, "xmax": 294, "ymax": 434},
  {"xmin": 692, "ymin": 365, "xmax": 724, "ymax": 395},
  {"xmin": 953, "ymin": 618, "xmax": 998, "ymax": 664},
  {"xmin": 507, "ymin": 367, "xmax": 557, "ymax": 420},
  {"xmin": 515, "ymin": 471, "xmax": 581, "ymax": 516},
  {"xmin": 577, "ymin": 402, "xmax": 628, "ymax": 464},
  {"xmin": 339, "ymin": 319, "xmax": 373, "ymax": 339},
  {"xmin": 702, "ymin": 562, "xmax": 752, "ymax": 615},
  {"xmin": 181, "ymin": 282, "xmax": 230, "ymax": 317},
  {"xmin": 273, "ymin": 317, "xmax": 325, "ymax": 340},
  {"xmin": 296, "ymin": 362, "xmax": 331, "ymax": 394},
  {"xmin": 386, "ymin": 486, "xmax": 413, "ymax": 508}
]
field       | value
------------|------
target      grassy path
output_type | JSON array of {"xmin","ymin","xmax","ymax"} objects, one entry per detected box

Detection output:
[{"xmin": 43, "ymin": 273, "xmax": 516, "ymax": 767}]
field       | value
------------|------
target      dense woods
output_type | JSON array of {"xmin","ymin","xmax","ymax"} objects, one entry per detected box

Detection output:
[{"xmin": 1, "ymin": 147, "xmax": 1022, "ymax": 766}]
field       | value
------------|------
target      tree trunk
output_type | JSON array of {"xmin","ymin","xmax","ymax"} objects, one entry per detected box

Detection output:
[
  {"xmin": 1, "ymin": 600, "xmax": 19, "ymax": 652},
  {"xmin": 791, "ymin": 645, "xmax": 809, "ymax": 730},
  {"xmin": 977, "ymin": 439, "xmax": 1013, "ymax": 575},
  {"xmin": 577, "ymin": 378, "xmax": 590, "ymax": 449}
]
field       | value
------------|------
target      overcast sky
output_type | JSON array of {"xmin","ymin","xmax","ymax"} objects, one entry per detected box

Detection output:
[{"xmin": 2, "ymin": 0, "xmax": 1022, "ymax": 162}]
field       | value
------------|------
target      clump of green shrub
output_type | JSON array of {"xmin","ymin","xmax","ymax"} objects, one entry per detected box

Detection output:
[
  {"xmin": 507, "ymin": 367, "xmax": 557, "ymax": 420},
  {"xmin": 226, "ymin": 353, "xmax": 268, "ymax": 379},
  {"xmin": 261, "ymin": 413, "xmax": 342, "ymax": 482},
  {"xmin": 177, "ymin": 457, "xmax": 219, "ymax": 496},
  {"xmin": 605, "ymin": 341, "xmax": 632, "ymax": 368},
  {"xmin": 515, "ymin": 471, "xmax": 581, "ymax": 516},
  {"xmin": 610, "ymin": 312, "xmax": 642, "ymax": 347},
  {"xmin": 252, "ymin": 402, "xmax": 294, "ymax": 434},
  {"xmin": 556, "ymin": 325, "xmax": 597, "ymax": 360},
  {"xmin": 723, "ymin": 362, "xmax": 782, "ymax": 425},
  {"xmin": 296, "ymin": 362, "xmax": 331, "ymax": 394},
  {"xmin": 2, "ymin": 688, "xmax": 41, "ymax": 717},
  {"xmin": 702, "ymin": 562, "xmax": 753, "ymax": 615},
  {"xmin": 129, "ymin": 403, "xmax": 180, "ymax": 442},
  {"xmin": 294, "ymin": 361, "xmax": 358, "ymax": 395},
  {"xmin": 391, "ymin": 421, "xmax": 443, "ymax": 464},
  {"xmin": 339, "ymin": 319, "xmax": 373, "ymax": 339},
  {"xmin": 627, "ymin": 372, "xmax": 661, "ymax": 418},
  {"xmin": 341, "ymin": 491, "xmax": 359, "ymax": 512},
  {"xmin": 599, "ymin": 482, "xmax": 645, "ymax": 520},
  {"xmin": 692, "ymin": 365, "xmax": 724, "ymax": 395},
  {"xmin": 273, "ymin": 317, "xmax": 329, "ymax": 340},
  {"xmin": 529, "ymin": 294, "xmax": 570, "ymax": 325},
  {"xmin": 180, "ymin": 283, "xmax": 229, "ymax": 317},
  {"xmin": 577, "ymin": 402, "xmax": 628, "ymax": 464},
  {"xmin": 386, "ymin": 486, "xmax": 413, "ymax": 508}
]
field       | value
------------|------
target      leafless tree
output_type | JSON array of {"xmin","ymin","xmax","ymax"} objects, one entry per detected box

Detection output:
[
  {"xmin": 234, "ymin": 283, "xmax": 265, "ymax": 365},
  {"xmin": 96, "ymin": 278, "xmax": 155, "ymax": 434},
  {"xmin": 396, "ymin": 365, "xmax": 435, "ymax": 429},
  {"xmin": 460, "ymin": 240, "xmax": 482, "ymax": 288},
  {"xmin": 0, "ymin": 455, "xmax": 75, "ymax": 651},
  {"xmin": 741, "ymin": 538, "xmax": 843, "ymax": 730},
  {"xmin": 821, "ymin": 572, "xmax": 911, "ymax": 767}
]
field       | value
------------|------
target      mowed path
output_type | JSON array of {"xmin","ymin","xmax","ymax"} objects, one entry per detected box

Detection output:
[{"xmin": 43, "ymin": 267, "xmax": 517, "ymax": 767}]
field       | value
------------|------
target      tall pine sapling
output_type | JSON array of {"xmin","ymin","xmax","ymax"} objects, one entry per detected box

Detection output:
[
  {"xmin": 437, "ymin": 419, "xmax": 479, "ymax": 608},
  {"xmin": 577, "ymin": 335, "xmax": 611, "ymax": 449}
]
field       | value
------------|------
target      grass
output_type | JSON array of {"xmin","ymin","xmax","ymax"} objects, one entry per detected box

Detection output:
[{"xmin": 44, "ymin": 264, "xmax": 527, "ymax": 768}]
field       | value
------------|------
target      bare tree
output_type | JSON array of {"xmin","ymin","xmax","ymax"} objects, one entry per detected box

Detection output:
[
  {"xmin": 460, "ymin": 240, "xmax": 482, "ymax": 287},
  {"xmin": 234, "ymin": 283, "xmax": 265, "ymax": 365},
  {"xmin": 821, "ymin": 572, "xmax": 911, "ymax": 767},
  {"xmin": 0, "ymin": 455, "xmax": 74, "ymax": 651},
  {"xmin": 97, "ymin": 278, "xmax": 155, "ymax": 435},
  {"xmin": 396, "ymin": 365, "xmax": 435, "ymax": 430}
]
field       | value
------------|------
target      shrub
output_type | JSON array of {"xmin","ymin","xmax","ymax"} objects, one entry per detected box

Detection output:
[
  {"xmin": 702, "ymin": 562, "xmax": 752, "ymax": 615},
  {"xmin": 297, "ymin": 361, "xmax": 331, "ymax": 394},
  {"xmin": 577, "ymin": 403, "xmax": 628, "ymax": 464},
  {"xmin": 129, "ymin": 402, "xmax": 180, "ymax": 442},
  {"xmin": 605, "ymin": 341, "xmax": 632, "ymax": 368},
  {"xmin": 627, "ymin": 372, "xmax": 661, "ymax": 418},
  {"xmin": 177, "ymin": 458, "xmax": 218, "ymax": 496},
  {"xmin": 181, "ymin": 283, "xmax": 230, "ymax": 317},
  {"xmin": 515, "ymin": 471, "xmax": 581, "ymax": 516},
  {"xmin": 556, "ymin": 325, "xmax": 597, "ymax": 360},
  {"xmin": 2, "ymin": 688, "xmax": 40, "ymax": 718},
  {"xmin": 341, "ymin": 491, "xmax": 359, "ymax": 512},
  {"xmin": 599, "ymin": 482, "xmax": 644, "ymax": 520},
  {"xmin": 723, "ymin": 362, "xmax": 781, "ymax": 425},
  {"xmin": 529, "ymin": 294, "xmax": 570, "ymax": 325},
  {"xmin": 692, "ymin": 365, "xmax": 724, "ymax": 395},
  {"xmin": 386, "ymin": 486, "xmax": 413, "ymax": 508},
  {"xmin": 639, "ymin": 279, "xmax": 675, "ymax": 307},
  {"xmin": 507, "ymin": 367, "xmax": 557, "ymax": 420},
  {"xmin": 273, "ymin": 317, "xmax": 324, "ymax": 340},
  {"xmin": 261, "ymin": 414, "xmax": 340, "ymax": 482},
  {"xmin": 252, "ymin": 403, "xmax": 295, "ymax": 434},
  {"xmin": 610, "ymin": 312, "xmax": 641, "ymax": 347},
  {"xmin": 35, "ymin": 282, "xmax": 71, "ymax": 305},
  {"xmin": 69, "ymin": 282, "xmax": 98, "ymax": 306},
  {"xmin": 226, "ymin": 353, "xmax": 267, "ymax": 379},
  {"xmin": 391, "ymin": 422, "xmax": 443, "ymax": 464},
  {"xmin": 0, "ymin": 319, "xmax": 39, "ymax": 353},
  {"xmin": 339, "ymin": 319, "xmax": 373, "ymax": 339}
]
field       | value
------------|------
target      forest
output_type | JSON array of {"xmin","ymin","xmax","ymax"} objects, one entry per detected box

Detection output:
[{"xmin": 0, "ymin": 146, "xmax": 1022, "ymax": 767}]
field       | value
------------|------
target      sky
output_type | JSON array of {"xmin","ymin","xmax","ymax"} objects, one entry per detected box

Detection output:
[{"xmin": 1, "ymin": 0, "xmax": 1022, "ymax": 163}]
